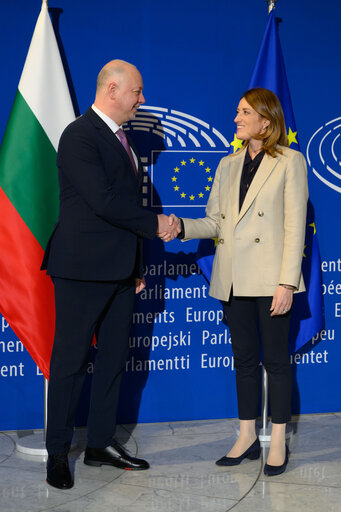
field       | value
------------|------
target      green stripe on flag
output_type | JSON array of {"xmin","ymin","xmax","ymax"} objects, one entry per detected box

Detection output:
[{"xmin": 0, "ymin": 90, "xmax": 59, "ymax": 249}]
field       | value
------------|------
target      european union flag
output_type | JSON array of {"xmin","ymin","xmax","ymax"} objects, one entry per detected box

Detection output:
[
  {"xmin": 151, "ymin": 150, "xmax": 227, "ymax": 207},
  {"xmin": 197, "ymin": 10, "xmax": 323, "ymax": 352}
]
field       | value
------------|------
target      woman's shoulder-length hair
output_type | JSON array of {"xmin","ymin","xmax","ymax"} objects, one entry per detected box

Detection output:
[{"xmin": 235, "ymin": 87, "xmax": 289, "ymax": 158}]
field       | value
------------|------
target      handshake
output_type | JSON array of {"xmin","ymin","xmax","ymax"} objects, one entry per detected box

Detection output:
[{"xmin": 157, "ymin": 214, "xmax": 181, "ymax": 242}]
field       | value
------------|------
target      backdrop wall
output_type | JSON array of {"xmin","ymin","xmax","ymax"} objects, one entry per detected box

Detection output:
[{"xmin": 0, "ymin": 0, "xmax": 340, "ymax": 430}]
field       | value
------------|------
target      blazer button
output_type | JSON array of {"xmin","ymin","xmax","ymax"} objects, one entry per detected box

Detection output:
[
  {"xmin": 258, "ymin": 211, "xmax": 264, "ymax": 217},
  {"xmin": 221, "ymin": 213, "xmax": 225, "ymax": 219},
  {"xmin": 219, "ymin": 238, "xmax": 224, "ymax": 244},
  {"xmin": 254, "ymin": 237, "xmax": 260, "ymax": 243}
]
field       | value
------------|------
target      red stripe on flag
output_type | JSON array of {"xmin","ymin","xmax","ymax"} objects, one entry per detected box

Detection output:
[{"xmin": 0, "ymin": 187, "xmax": 54, "ymax": 378}]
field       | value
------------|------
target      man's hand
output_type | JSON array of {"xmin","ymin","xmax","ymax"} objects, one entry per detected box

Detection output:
[
  {"xmin": 270, "ymin": 286, "xmax": 294, "ymax": 316},
  {"xmin": 157, "ymin": 214, "xmax": 181, "ymax": 242},
  {"xmin": 135, "ymin": 277, "xmax": 146, "ymax": 294}
]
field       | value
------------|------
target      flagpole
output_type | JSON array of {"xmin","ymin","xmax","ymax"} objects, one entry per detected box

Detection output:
[
  {"xmin": 15, "ymin": 371, "xmax": 49, "ymax": 457},
  {"xmin": 15, "ymin": 377, "xmax": 48, "ymax": 457},
  {"xmin": 44, "ymin": 378, "xmax": 48, "ymax": 440},
  {"xmin": 258, "ymin": 0, "xmax": 278, "ymax": 446},
  {"xmin": 259, "ymin": 368, "xmax": 271, "ymax": 443}
]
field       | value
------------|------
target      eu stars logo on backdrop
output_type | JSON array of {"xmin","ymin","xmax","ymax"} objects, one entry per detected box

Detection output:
[{"xmin": 151, "ymin": 151, "xmax": 219, "ymax": 207}]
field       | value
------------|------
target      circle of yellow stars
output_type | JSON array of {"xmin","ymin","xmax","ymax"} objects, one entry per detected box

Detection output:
[{"xmin": 171, "ymin": 157, "xmax": 214, "ymax": 201}]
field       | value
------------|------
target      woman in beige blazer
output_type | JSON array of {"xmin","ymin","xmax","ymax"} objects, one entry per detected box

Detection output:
[{"xmin": 171, "ymin": 88, "xmax": 308, "ymax": 476}]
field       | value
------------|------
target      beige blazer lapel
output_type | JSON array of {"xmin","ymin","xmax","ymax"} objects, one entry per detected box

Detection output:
[
  {"xmin": 237, "ymin": 152, "xmax": 279, "ymax": 223},
  {"xmin": 226, "ymin": 151, "xmax": 245, "ymax": 225}
]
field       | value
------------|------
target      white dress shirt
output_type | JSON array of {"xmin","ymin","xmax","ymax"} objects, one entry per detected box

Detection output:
[{"xmin": 91, "ymin": 105, "xmax": 138, "ymax": 168}]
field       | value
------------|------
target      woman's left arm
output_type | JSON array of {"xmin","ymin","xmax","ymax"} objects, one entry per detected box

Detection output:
[{"xmin": 271, "ymin": 150, "xmax": 308, "ymax": 316}]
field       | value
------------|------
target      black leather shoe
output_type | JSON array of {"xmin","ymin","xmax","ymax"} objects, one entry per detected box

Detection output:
[
  {"xmin": 84, "ymin": 440, "xmax": 149, "ymax": 470},
  {"xmin": 264, "ymin": 445, "xmax": 289, "ymax": 476},
  {"xmin": 216, "ymin": 438, "xmax": 261, "ymax": 466},
  {"xmin": 46, "ymin": 453, "xmax": 73, "ymax": 489}
]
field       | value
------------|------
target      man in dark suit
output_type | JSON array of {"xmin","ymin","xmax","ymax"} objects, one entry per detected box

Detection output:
[{"xmin": 42, "ymin": 60, "xmax": 178, "ymax": 489}]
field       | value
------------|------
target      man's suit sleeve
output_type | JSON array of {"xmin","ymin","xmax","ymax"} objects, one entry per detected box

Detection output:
[{"xmin": 58, "ymin": 124, "xmax": 158, "ymax": 239}]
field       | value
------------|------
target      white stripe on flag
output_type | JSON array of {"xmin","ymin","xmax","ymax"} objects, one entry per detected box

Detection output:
[{"xmin": 18, "ymin": 1, "xmax": 75, "ymax": 150}]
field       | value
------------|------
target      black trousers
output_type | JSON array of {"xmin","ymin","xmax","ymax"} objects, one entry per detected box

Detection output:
[
  {"xmin": 223, "ymin": 295, "xmax": 292, "ymax": 424},
  {"xmin": 46, "ymin": 277, "xmax": 135, "ymax": 455}
]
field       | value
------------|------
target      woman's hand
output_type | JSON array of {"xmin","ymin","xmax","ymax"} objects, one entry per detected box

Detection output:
[{"xmin": 270, "ymin": 285, "xmax": 294, "ymax": 316}]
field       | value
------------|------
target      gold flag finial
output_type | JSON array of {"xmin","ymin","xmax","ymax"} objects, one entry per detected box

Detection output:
[{"xmin": 266, "ymin": 0, "xmax": 277, "ymax": 13}]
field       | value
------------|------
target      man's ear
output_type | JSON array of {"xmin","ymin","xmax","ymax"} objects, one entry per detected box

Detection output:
[{"xmin": 108, "ymin": 81, "xmax": 118, "ymax": 99}]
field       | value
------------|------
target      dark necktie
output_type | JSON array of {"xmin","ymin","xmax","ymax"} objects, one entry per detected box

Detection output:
[{"xmin": 116, "ymin": 128, "xmax": 138, "ymax": 177}]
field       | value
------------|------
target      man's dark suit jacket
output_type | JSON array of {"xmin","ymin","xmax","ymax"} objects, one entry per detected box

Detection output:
[{"xmin": 42, "ymin": 108, "xmax": 158, "ymax": 281}]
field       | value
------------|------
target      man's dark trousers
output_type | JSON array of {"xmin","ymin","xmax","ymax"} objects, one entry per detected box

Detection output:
[{"xmin": 46, "ymin": 277, "xmax": 135, "ymax": 455}]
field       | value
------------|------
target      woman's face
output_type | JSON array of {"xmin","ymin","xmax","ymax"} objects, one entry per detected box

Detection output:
[{"xmin": 234, "ymin": 97, "xmax": 269, "ymax": 142}]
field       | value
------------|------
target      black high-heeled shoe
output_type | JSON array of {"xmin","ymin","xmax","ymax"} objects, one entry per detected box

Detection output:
[
  {"xmin": 264, "ymin": 445, "xmax": 289, "ymax": 476},
  {"xmin": 215, "ymin": 438, "xmax": 261, "ymax": 466}
]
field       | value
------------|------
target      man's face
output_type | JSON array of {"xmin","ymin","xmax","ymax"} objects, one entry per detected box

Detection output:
[{"xmin": 112, "ymin": 68, "xmax": 145, "ymax": 125}]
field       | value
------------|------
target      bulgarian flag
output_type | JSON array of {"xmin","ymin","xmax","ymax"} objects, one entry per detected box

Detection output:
[{"xmin": 0, "ymin": 1, "xmax": 75, "ymax": 378}]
